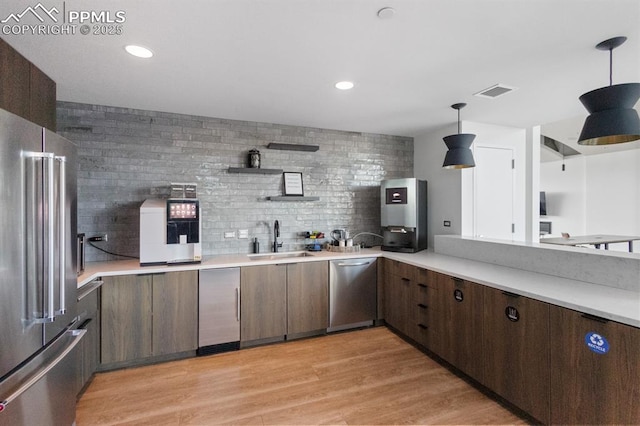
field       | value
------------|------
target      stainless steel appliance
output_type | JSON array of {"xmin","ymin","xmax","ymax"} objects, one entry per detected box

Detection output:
[
  {"xmin": 328, "ymin": 258, "xmax": 377, "ymax": 332},
  {"xmin": 139, "ymin": 198, "xmax": 202, "ymax": 266},
  {"xmin": 0, "ymin": 108, "xmax": 84, "ymax": 425},
  {"xmin": 381, "ymin": 178, "xmax": 428, "ymax": 252},
  {"xmin": 198, "ymin": 268, "xmax": 240, "ymax": 355}
]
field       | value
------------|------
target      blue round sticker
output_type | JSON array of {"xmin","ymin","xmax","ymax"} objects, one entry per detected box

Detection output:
[{"xmin": 585, "ymin": 332, "xmax": 609, "ymax": 354}]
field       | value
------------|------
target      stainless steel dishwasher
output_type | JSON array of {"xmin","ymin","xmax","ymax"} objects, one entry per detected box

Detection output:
[{"xmin": 328, "ymin": 258, "xmax": 377, "ymax": 332}]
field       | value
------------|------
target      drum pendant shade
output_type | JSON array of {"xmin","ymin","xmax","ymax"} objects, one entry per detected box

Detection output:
[
  {"xmin": 578, "ymin": 37, "xmax": 640, "ymax": 145},
  {"xmin": 443, "ymin": 103, "xmax": 476, "ymax": 169},
  {"xmin": 443, "ymin": 134, "xmax": 476, "ymax": 169}
]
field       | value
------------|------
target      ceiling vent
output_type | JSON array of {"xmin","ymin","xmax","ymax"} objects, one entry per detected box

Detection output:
[{"xmin": 474, "ymin": 83, "xmax": 517, "ymax": 99}]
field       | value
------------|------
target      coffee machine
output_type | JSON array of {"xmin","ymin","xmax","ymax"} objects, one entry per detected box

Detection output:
[
  {"xmin": 139, "ymin": 198, "xmax": 202, "ymax": 265},
  {"xmin": 381, "ymin": 178, "xmax": 427, "ymax": 252}
]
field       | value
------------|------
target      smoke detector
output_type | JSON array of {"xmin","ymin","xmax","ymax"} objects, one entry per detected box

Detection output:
[
  {"xmin": 474, "ymin": 83, "xmax": 517, "ymax": 99},
  {"xmin": 377, "ymin": 7, "xmax": 395, "ymax": 19}
]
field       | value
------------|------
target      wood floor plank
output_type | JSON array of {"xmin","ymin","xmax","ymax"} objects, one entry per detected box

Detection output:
[{"xmin": 77, "ymin": 327, "xmax": 527, "ymax": 425}]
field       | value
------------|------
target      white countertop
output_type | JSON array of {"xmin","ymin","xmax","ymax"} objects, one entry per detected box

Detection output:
[
  {"xmin": 77, "ymin": 249, "xmax": 381, "ymax": 287},
  {"xmin": 78, "ymin": 248, "xmax": 640, "ymax": 328}
]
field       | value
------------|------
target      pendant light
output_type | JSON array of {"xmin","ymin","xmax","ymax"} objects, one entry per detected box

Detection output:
[
  {"xmin": 578, "ymin": 36, "xmax": 640, "ymax": 145},
  {"xmin": 443, "ymin": 103, "xmax": 476, "ymax": 169}
]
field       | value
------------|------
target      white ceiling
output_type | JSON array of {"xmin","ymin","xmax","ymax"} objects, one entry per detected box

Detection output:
[{"xmin": 2, "ymin": 0, "xmax": 640, "ymax": 140}]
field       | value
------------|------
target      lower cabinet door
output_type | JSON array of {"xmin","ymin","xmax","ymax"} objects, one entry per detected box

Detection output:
[
  {"xmin": 80, "ymin": 315, "xmax": 99, "ymax": 390},
  {"xmin": 550, "ymin": 306, "xmax": 640, "ymax": 425},
  {"xmin": 101, "ymin": 271, "xmax": 197, "ymax": 366},
  {"xmin": 482, "ymin": 287, "xmax": 550, "ymax": 424},
  {"xmin": 240, "ymin": 265, "xmax": 287, "ymax": 342},
  {"xmin": 287, "ymin": 262, "xmax": 328, "ymax": 335},
  {"xmin": 101, "ymin": 275, "xmax": 153, "ymax": 364},
  {"xmin": 433, "ymin": 274, "xmax": 484, "ymax": 382},
  {"xmin": 152, "ymin": 271, "xmax": 198, "ymax": 355},
  {"xmin": 75, "ymin": 286, "xmax": 100, "ymax": 395},
  {"xmin": 383, "ymin": 266, "xmax": 413, "ymax": 336}
]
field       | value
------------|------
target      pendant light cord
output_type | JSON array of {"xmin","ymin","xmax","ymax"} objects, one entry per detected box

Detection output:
[
  {"xmin": 457, "ymin": 108, "xmax": 461, "ymax": 134},
  {"xmin": 609, "ymin": 47, "xmax": 613, "ymax": 86}
]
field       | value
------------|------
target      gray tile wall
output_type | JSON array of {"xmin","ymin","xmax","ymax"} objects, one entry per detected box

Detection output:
[{"xmin": 57, "ymin": 102, "xmax": 413, "ymax": 262}]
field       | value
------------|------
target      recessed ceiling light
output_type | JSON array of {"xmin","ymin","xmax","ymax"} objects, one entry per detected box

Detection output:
[
  {"xmin": 125, "ymin": 45, "xmax": 153, "ymax": 59},
  {"xmin": 335, "ymin": 81, "xmax": 354, "ymax": 90}
]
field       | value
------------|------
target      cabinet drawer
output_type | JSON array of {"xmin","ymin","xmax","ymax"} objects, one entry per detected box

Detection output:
[
  {"xmin": 385, "ymin": 259, "xmax": 415, "ymax": 280},
  {"xmin": 413, "ymin": 280, "xmax": 430, "ymax": 303},
  {"xmin": 414, "ymin": 267, "xmax": 436, "ymax": 289}
]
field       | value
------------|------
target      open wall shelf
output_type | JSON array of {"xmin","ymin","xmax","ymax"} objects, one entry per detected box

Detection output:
[
  {"xmin": 228, "ymin": 167, "xmax": 283, "ymax": 174},
  {"xmin": 267, "ymin": 196, "xmax": 320, "ymax": 201},
  {"xmin": 267, "ymin": 143, "xmax": 319, "ymax": 152}
]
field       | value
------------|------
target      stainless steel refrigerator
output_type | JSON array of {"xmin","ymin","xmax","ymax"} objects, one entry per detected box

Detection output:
[{"xmin": 0, "ymin": 108, "xmax": 84, "ymax": 425}]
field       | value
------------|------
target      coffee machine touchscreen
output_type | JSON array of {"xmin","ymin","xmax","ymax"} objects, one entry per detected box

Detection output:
[{"xmin": 168, "ymin": 201, "xmax": 198, "ymax": 219}]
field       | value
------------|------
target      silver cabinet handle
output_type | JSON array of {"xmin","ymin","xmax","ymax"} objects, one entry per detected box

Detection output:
[
  {"xmin": 236, "ymin": 287, "xmax": 241, "ymax": 322},
  {"xmin": 0, "ymin": 329, "xmax": 85, "ymax": 412},
  {"xmin": 337, "ymin": 262, "xmax": 371, "ymax": 267},
  {"xmin": 77, "ymin": 278, "xmax": 104, "ymax": 301}
]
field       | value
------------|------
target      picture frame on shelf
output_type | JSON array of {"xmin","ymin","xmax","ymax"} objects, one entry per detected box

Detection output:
[{"xmin": 283, "ymin": 172, "xmax": 304, "ymax": 196}]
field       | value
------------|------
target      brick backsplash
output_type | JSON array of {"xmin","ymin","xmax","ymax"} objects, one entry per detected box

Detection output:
[{"xmin": 57, "ymin": 102, "xmax": 413, "ymax": 262}]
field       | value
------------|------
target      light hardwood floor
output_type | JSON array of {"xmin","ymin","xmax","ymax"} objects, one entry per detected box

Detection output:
[{"xmin": 77, "ymin": 327, "xmax": 528, "ymax": 425}]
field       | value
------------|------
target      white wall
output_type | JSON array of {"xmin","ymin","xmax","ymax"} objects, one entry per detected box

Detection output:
[
  {"xmin": 540, "ymin": 156, "xmax": 587, "ymax": 237},
  {"xmin": 414, "ymin": 121, "xmax": 532, "ymax": 247},
  {"xmin": 413, "ymin": 123, "xmax": 462, "ymax": 249},
  {"xmin": 526, "ymin": 126, "xmax": 541, "ymax": 242},
  {"xmin": 540, "ymin": 149, "xmax": 640, "ymax": 252}
]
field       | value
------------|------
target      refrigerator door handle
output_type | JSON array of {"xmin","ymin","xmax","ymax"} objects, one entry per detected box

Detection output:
[
  {"xmin": 55, "ymin": 155, "xmax": 66, "ymax": 316},
  {"xmin": 0, "ymin": 329, "xmax": 85, "ymax": 413},
  {"xmin": 45, "ymin": 152, "xmax": 55, "ymax": 321},
  {"xmin": 24, "ymin": 151, "xmax": 56, "ymax": 324}
]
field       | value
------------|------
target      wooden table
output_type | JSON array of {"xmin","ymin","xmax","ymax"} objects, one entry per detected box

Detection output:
[{"xmin": 541, "ymin": 234, "xmax": 640, "ymax": 253}]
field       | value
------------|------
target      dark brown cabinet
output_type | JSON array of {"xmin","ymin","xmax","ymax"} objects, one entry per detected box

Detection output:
[
  {"xmin": 240, "ymin": 264, "xmax": 288, "ymax": 343},
  {"xmin": 383, "ymin": 259, "xmax": 414, "ymax": 337},
  {"xmin": 0, "ymin": 38, "xmax": 56, "ymax": 130},
  {"xmin": 28, "ymin": 64, "xmax": 56, "ymax": 130},
  {"xmin": 432, "ymin": 273, "xmax": 484, "ymax": 382},
  {"xmin": 482, "ymin": 287, "xmax": 550, "ymax": 424},
  {"xmin": 381, "ymin": 260, "xmax": 640, "ymax": 425},
  {"xmin": 287, "ymin": 261, "xmax": 328, "ymax": 335},
  {"xmin": 151, "ymin": 272, "xmax": 199, "ymax": 356},
  {"xmin": 241, "ymin": 262, "xmax": 329, "ymax": 344},
  {"xmin": 383, "ymin": 260, "xmax": 439, "ymax": 350},
  {"xmin": 550, "ymin": 306, "xmax": 640, "ymax": 425},
  {"xmin": 101, "ymin": 271, "xmax": 197, "ymax": 367},
  {"xmin": 410, "ymin": 266, "xmax": 438, "ymax": 348},
  {"xmin": 101, "ymin": 274, "xmax": 152, "ymax": 364},
  {"xmin": 0, "ymin": 38, "xmax": 30, "ymax": 119}
]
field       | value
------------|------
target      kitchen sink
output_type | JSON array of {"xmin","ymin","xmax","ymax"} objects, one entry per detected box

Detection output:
[{"xmin": 247, "ymin": 251, "xmax": 314, "ymax": 261}]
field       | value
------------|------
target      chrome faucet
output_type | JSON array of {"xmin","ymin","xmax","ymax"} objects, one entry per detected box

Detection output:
[{"xmin": 273, "ymin": 220, "xmax": 283, "ymax": 252}]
